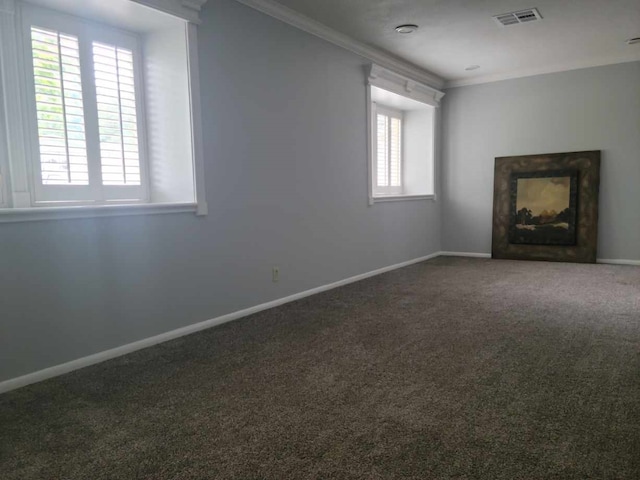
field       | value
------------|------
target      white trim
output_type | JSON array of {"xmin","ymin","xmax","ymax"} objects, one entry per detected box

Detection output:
[
  {"xmin": 20, "ymin": 4, "xmax": 152, "ymax": 204},
  {"xmin": 439, "ymin": 251, "xmax": 492, "ymax": 258},
  {"xmin": 431, "ymin": 105, "xmax": 441, "ymax": 200},
  {"xmin": 439, "ymin": 252, "xmax": 640, "ymax": 265},
  {"xmin": 0, "ymin": 0, "xmax": 32, "ymax": 207},
  {"xmin": 130, "ymin": 0, "xmax": 208, "ymax": 24},
  {"xmin": 366, "ymin": 67, "xmax": 442, "ymax": 205},
  {"xmin": 0, "ymin": 202, "xmax": 198, "ymax": 222},
  {"xmin": 232, "ymin": 0, "xmax": 444, "ymax": 90},
  {"xmin": 1, "ymin": 1, "xmax": 206, "ymax": 216},
  {"xmin": 0, "ymin": 251, "xmax": 441, "ymax": 394},
  {"xmin": 368, "ymin": 64, "xmax": 445, "ymax": 107},
  {"xmin": 371, "ymin": 194, "xmax": 436, "ymax": 203},
  {"xmin": 445, "ymin": 56, "xmax": 640, "ymax": 89},
  {"xmin": 186, "ymin": 22, "xmax": 208, "ymax": 216},
  {"xmin": 372, "ymin": 104, "xmax": 403, "ymax": 197},
  {"xmin": 5, "ymin": 250, "xmax": 640, "ymax": 393},
  {"xmin": 366, "ymin": 83, "xmax": 373, "ymax": 205},
  {"xmin": 597, "ymin": 258, "xmax": 640, "ymax": 266}
]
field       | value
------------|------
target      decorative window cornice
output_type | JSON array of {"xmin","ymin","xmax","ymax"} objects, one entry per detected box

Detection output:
[
  {"xmin": 1, "ymin": 1, "xmax": 209, "ymax": 22},
  {"xmin": 130, "ymin": 0, "xmax": 209, "ymax": 23},
  {"xmin": 368, "ymin": 64, "xmax": 445, "ymax": 107}
]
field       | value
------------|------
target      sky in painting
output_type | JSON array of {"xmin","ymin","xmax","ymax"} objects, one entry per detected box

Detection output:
[{"xmin": 516, "ymin": 176, "xmax": 570, "ymax": 216}]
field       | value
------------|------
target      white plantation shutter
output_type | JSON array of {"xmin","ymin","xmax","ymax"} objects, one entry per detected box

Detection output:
[
  {"xmin": 376, "ymin": 113, "xmax": 389, "ymax": 187},
  {"xmin": 389, "ymin": 117, "xmax": 401, "ymax": 187},
  {"xmin": 30, "ymin": 27, "xmax": 88, "ymax": 186},
  {"xmin": 375, "ymin": 107, "xmax": 403, "ymax": 192},
  {"xmin": 93, "ymin": 42, "xmax": 141, "ymax": 186},
  {"xmin": 24, "ymin": 6, "xmax": 148, "ymax": 205}
]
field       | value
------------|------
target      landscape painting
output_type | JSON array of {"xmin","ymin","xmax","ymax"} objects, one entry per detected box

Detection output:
[{"xmin": 509, "ymin": 171, "xmax": 578, "ymax": 245}]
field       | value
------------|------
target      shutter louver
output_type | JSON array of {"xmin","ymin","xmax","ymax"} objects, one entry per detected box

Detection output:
[
  {"xmin": 376, "ymin": 111, "xmax": 402, "ymax": 189},
  {"xmin": 31, "ymin": 27, "xmax": 88, "ymax": 185},
  {"xmin": 389, "ymin": 117, "xmax": 401, "ymax": 187},
  {"xmin": 93, "ymin": 42, "xmax": 141, "ymax": 186},
  {"xmin": 376, "ymin": 113, "xmax": 388, "ymax": 187}
]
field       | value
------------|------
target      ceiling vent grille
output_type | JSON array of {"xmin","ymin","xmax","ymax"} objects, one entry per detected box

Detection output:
[{"xmin": 493, "ymin": 8, "xmax": 542, "ymax": 27}]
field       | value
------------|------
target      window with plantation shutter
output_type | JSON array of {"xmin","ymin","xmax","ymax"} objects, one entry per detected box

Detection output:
[
  {"xmin": 31, "ymin": 27, "xmax": 88, "ymax": 186},
  {"xmin": 376, "ymin": 113, "xmax": 388, "ymax": 186},
  {"xmin": 93, "ymin": 42, "xmax": 141, "ymax": 187},
  {"xmin": 0, "ymin": 1, "xmax": 205, "ymax": 220},
  {"xmin": 367, "ymin": 65, "xmax": 442, "ymax": 204},
  {"xmin": 22, "ymin": 7, "xmax": 148, "ymax": 205},
  {"xmin": 373, "ymin": 105, "xmax": 403, "ymax": 195}
]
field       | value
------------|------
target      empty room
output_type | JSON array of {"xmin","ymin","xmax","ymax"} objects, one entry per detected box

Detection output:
[{"xmin": 1, "ymin": 0, "xmax": 639, "ymax": 478}]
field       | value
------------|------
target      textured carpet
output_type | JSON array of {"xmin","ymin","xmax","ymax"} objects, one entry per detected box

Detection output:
[{"xmin": 2, "ymin": 257, "xmax": 640, "ymax": 479}]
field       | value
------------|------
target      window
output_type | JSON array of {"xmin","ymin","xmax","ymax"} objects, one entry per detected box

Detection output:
[
  {"xmin": 31, "ymin": 28, "xmax": 88, "ymax": 187},
  {"xmin": 24, "ymin": 9, "xmax": 148, "ymax": 205},
  {"xmin": 367, "ymin": 64, "xmax": 444, "ymax": 204},
  {"xmin": 92, "ymin": 42, "xmax": 142, "ymax": 188},
  {"xmin": 0, "ymin": 0, "xmax": 207, "ymax": 221},
  {"xmin": 374, "ymin": 106, "xmax": 403, "ymax": 195}
]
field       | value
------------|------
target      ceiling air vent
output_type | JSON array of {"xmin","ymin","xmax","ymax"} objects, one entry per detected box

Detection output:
[{"xmin": 493, "ymin": 8, "xmax": 542, "ymax": 27}]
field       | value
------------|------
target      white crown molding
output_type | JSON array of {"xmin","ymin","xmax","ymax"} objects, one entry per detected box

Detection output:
[
  {"xmin": 232, "ymin": 0, "xmax": 445, "ymax": 90},
  {"xmin": 130, "ymin": 0, "xmax": 209, "ymax": 23},
  {"xmin": 445, "ymin": 54, "xmax": 640, "ymax": 89},
  {"xmin": 368, "ymin": 64, "xmax": 445, "ymax": 107}
]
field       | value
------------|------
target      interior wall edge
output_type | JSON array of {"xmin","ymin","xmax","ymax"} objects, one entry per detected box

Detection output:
[{"xmin": 0, "ymin": 250, "xmax": 441, "ymax": 394}]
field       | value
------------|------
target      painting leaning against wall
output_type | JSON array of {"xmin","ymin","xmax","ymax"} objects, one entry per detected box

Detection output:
[
  {"xmin": 492, "ymin": 150, "xmax": 600, "ymax": 263},
  {"xmin": 509, "ymin": 170, "xmax": 578, "ymax": 245}
]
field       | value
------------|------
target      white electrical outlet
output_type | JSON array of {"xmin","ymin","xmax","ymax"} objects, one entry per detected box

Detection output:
[{"xmin": 272, "ymin": 267, "xmax": 280, "ymax": 282}]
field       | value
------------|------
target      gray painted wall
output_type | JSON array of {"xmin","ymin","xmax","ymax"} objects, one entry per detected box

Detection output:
[
  {"xmin": 441, "ymin": 62, "xmax": 640, "ymax": 259},
  {"xmin": 0, "ymin": 0, "xmax": 441, "ymax": 383}
]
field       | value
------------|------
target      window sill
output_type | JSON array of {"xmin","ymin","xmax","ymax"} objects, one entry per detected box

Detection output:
[
  {"xmin": 0, "ymin": 202, "xmax": 207, "ymax": 223},
  {"xmin": 370, "ymin": 194, "xmax": 436, "ymax": 204}
]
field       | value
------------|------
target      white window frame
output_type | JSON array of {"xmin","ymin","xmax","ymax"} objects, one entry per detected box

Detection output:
[
  {"xmin": 373, "ymin": 104, "xmax": 404, "ymax": 196},
  {"xmin": 21, "ymin": 4, "xmax": 150, "ymax": 206},
  {"xmin": 366, "ymin": 63, "xmax": 445, "ymax": 205},
  {"xmin": 0, "ymin": 0, "xmax": 208, "ymax": 222}
]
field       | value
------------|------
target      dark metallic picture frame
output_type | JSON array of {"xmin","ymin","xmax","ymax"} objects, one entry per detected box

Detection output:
[{"xmin": 492, "ymin": 151, "xmax": 600, "ymax": 263}]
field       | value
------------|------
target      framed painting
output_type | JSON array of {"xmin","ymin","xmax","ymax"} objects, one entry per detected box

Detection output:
[
  {"xmin": 492, "ymin": 151, "xmax": 600, "ymax": 263},
  {"xmin": 509, "ymin": 170, "xmax": 578, "ymax": 246}
]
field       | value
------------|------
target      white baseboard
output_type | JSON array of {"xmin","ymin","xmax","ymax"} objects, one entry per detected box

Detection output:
[
  {"xmin": 439, "ymin": 251, "xmax": 492, "ymax": 258},
  {"xmin": 597, "ymin": 258, "xmax": 640, "ymax": 266},
  {"xmin": 439, "ymin": 252, "xmax": 640, "ymax": 266},
  {"xmin": 0, "ymin": 251, "xmax": 441, "ymax": 394}
]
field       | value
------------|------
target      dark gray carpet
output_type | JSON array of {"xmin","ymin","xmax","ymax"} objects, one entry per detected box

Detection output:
[{"xmin": 2, "ymin": 257, "xmax": 640, "ymax": 479}]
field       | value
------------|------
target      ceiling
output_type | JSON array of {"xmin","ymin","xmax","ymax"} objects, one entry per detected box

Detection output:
[{"xmin": 272, "ymin": 0, "xmax": 640, "ymax": 87}]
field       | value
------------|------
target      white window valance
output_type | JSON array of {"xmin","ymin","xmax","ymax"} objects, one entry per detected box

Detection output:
[
  {"xmin": 131, "ymin": 0, "xmax": 208, "ymax": 23},
  {"xmin": 368, "ymin": 64, "xmax": 445, "ymax": 108}
]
